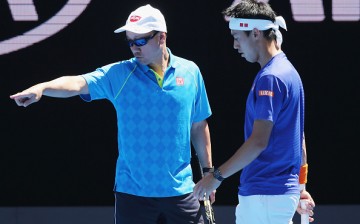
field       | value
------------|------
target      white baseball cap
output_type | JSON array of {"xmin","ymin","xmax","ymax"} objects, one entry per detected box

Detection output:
[{"xmin": 114, "ymin": 4, "xmax": 167, "ymax": 34}]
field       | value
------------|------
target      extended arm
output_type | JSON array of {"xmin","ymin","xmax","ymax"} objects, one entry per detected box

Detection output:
[{"xmin": 10, "ymin": 75, "xmax": 88, "ymax": 107}]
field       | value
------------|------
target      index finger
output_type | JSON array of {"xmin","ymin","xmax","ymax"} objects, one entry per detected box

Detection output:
[{"xmin": 10, "ymin": 92, "xmax": 30, "ymax": 99}]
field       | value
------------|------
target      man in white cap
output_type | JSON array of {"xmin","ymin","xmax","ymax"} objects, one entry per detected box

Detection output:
[
  {"xmin": 193, "ymin": 0, "xmax": 315, "ymax": 223},
  {"xmin": 10, "ymin": 4, "xmax": 213, "ymax": 224}
]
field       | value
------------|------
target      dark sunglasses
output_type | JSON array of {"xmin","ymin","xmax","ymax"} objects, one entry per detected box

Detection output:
[{"xmin": 126, "ymin": 31, "xmax": 159, "ymax": 47}]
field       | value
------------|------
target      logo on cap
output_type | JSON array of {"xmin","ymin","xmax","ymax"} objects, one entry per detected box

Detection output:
[{"xmin": 129, "ymin": 15, "xmax": 141, "ymax": 22}]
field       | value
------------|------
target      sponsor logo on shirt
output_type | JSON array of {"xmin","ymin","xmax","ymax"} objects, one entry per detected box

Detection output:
[
  {"xmin": 176, "ymin": 77, "xmax": 184, "ymax": 86},
  {"xmin": 258, "ymin": 90, "xmax": 274, "ymax": 97}
]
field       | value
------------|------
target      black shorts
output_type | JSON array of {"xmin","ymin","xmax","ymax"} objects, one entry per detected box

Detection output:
[{"xmin": 114, "ymin": 192, "xmax": 204, "ymax": 224}]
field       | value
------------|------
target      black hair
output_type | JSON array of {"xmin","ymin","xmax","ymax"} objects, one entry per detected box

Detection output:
[{"xmin": 223, "ymin": 0, "xmax": 278, "ymax": 40}]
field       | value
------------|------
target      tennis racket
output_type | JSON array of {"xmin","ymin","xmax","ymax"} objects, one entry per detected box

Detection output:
[
  {"xmin": 300, "ymin": 199, "xmax": 309, "ymax": 224},
  {"xmin": 195, "ymin": 156, "xmax": 216, "ymax": 224},
  {"xmin": 203, "ymin": 192, "xmax": 216, "ymax": 224}
]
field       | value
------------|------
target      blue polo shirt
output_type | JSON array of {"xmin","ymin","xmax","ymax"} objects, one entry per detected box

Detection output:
[
  {"xmin": 239, "ymin": 52, "xmax": 304, "ymax": 196},
  {"xmin": 80, "ymin": 48, "xmax": 212, "ymax": 197}
]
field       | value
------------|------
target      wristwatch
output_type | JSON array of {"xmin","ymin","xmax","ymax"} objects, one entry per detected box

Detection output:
[{"xmin": 213, "ymin": 168, "xmax": 225, "ymax": 182}]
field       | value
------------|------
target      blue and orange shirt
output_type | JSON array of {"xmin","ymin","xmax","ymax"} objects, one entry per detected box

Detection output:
[{"xmin": 239, "ymin": 52, "xmax": 305, "ymax": 196}]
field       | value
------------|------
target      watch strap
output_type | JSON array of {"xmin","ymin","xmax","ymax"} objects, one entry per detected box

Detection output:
[{"xmin": 202, "ymin": 167, "xmax": 214, "ymax": 173}]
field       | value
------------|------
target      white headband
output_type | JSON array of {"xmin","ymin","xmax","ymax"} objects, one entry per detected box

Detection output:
[
  {"xmin": 229, "ymin": 16, "xmax": 287, "ymax": 47},
  {"xmin": 229, "ymin": 16, "xmax": 287, "ymax": 31}
]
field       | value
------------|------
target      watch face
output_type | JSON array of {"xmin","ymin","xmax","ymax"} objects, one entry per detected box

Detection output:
[{"xmin": 213, "ymin": 169, "xmax": 224, "ymax": 181}]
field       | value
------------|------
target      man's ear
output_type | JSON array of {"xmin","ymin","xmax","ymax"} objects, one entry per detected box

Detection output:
[
  {"xmin": 159, "ymin": 32, "xmax": 167, "ymax": 44},
  {"xmin": 252, "ymin": 28, "xmax": 260, "ymax": 38},
  {"xmin": 160, "ymin": 32, "xmax": 166, "ymax": 40}
]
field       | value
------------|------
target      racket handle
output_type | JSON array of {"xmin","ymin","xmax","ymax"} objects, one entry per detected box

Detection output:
[{"xmin": 300, "ymin": 199, "xmax": 309, "ymax": 224}]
